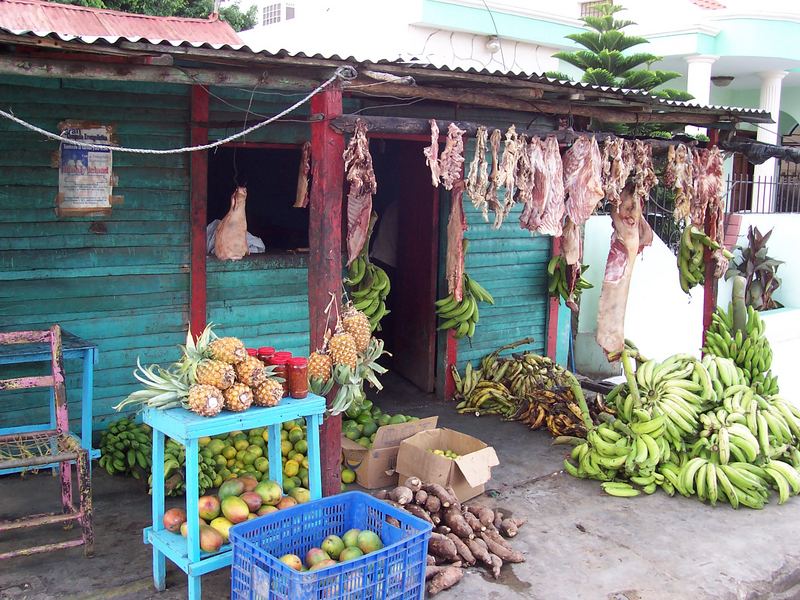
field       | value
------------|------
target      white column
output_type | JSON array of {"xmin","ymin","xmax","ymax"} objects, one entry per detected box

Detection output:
[
  {"xmin": 753, "ymin": 70, "xmax": 788, "ymax": 188},
  {"xmin": 684, "ymin": 55, "xmax": 717, "ymax": 136}
]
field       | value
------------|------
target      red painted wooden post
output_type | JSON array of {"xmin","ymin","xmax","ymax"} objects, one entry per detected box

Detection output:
[
  {"xmin": 190, "ymin": 86, "xmax": 209, "ymax": 338},
  {"xmin": 309, "ymin": 85, "xmax": 344, "ymax": 497},
  {"xmin": 702, "ymin": 129, "xmax": 721, "ymax": 344},
  {"xmin": 444, "ymin": 330, "xmax": 458, "ymax": 399},
  {"xmin": 545, "ymin": 236, "xmax": 562, "ymax": 360}
]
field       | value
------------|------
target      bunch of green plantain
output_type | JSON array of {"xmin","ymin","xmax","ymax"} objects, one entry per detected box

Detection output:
[
  {"xmin": 435, "ymin": 273, "xmax": 494, "ymax": 339},
  {"xmin": 345, "ymin": 253, "xmax": 390, "ymax": 331},
  {"xmin": 677, "ymin": 225, "xmax": 733, "ymax": 293},
  {"xmin": 547, "ymin": 255, "xmax": 592, "ymax": 302},
  {"xmin": 146, "ymin": 438, "xmax": 217, "ymax": 496},
  {"xmin": 98, "ymin": 417, "xmax": 152, "ymax": 478}
]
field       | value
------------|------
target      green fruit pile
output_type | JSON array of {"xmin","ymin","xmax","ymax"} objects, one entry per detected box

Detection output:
[
  {"xmin": 429, "ymin": 448, "xmax": 460, "ymax": 459},
  {"xmin": 345, "ymin": 254, "xmax": 391, "ymax": 331},
  {"xmin": 565, "ymin": 350, "xmax": 800, "ymax": 508},
  {"xmin": 278, "ymin": 528, "xmax": 384, "ymax": 573},
  {"xmin": 342, "ymin": 400, "xmax": 418, "ymax": 450},
  {"xmin": 98, "ymin": 418, "xmax": 152, "ymax": 478},
  {"xmin": 435, "ymin": 272, "xmax": 494, "ymax": 340}
]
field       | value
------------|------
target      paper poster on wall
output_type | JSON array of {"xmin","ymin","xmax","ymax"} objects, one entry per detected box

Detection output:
[{"xmin": 57, "ymin": 123, "xmax": 115, "ymax": 216}]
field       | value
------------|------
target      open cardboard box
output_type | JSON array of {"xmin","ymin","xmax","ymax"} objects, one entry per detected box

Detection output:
[
  {"xmin": 395, "ymin": 428, "xmax": 499, "ymax": 502},
  {"xmin": 341, "ymin": 416, "xmax": 438, "ymax": 489}
]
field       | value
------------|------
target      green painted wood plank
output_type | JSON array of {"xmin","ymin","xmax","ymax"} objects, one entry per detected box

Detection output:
[
  {"xmin": 0, "ymin": 273, "xmax": 187, "ymax": 301},
  {"xmin": 0, "ymin": 246, "xmax": 187, "ymax": 270},
  {"xmin": 0, "ymin": 291, "xmax": 189, "ymax": 316},
  {"xmin": 2, "ymin": 265, "xmax": 187, "ymax": 281}
]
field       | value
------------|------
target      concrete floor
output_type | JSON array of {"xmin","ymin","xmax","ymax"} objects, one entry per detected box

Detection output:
[{"xmin": 3, "ymin": 374, "xmax": 800, "ymax": 599}]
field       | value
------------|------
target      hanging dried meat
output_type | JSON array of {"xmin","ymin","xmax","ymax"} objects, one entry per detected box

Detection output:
[
  {"xmin": 343, "ymin": 119, "xmax": 377, "ymax": 266},
  {"xmin": 519, "ymin": 137, "xmax": 545, "ymax": 232},
  {"xmin": 560, "ymin": 216, "xmax": 582, "ymax": 312},
  {"xmin": 293, "ymin": 141, "xmax": 312, "ymax": 208},
  {"xmin": 512, "ymin": 134, "xmax": 533, "ymax": 209},
  {"xmin": 563, "ymin": 135, "xmax": 604, "ymax": 226},
  {"xmin": 664, "ymin": 143, "xmax": 694, "ymax": 223},
  {"xmin": 601, "ymin": 137, "xmax": 633, "ymax": 207},
  {"xmin": 423, "ymin": 119, "xmax": 441, "ymax": 187},
  {"xmin": 692, "ymin": 146, "xmax": 727, "ymax": 276},
  {"xmin": 446, "ymin": 179, "xmax": 468, "ymax": 302},
  {"xmin": 466, "ymin": 126, "xmax": 490, "ymax": 220},
  {"xmin": 596, "ymin": 185, "xmax": 653, "ymax": 356},
  {"xmin": 439, "ymin": 123, "xmax": 467, "ymax": 191},
  {"xmin": 631, "ymin": 140, "xmax": 658, "ymax": 205},
  {"xmin": 492, "ymin": 126, "xmax": 520, "ymax": 228},
  {"xmin": 532, "ymin": 136, "xmax": 565, "ymax": 237},
  {"xmin": 485, "ymin": 128, "xmax": 503, "ymax": 224}
]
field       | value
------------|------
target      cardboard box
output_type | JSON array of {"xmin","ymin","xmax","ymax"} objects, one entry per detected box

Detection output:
[
  {"xmin": 341, "ymin": 416, "xmax": 438, "ymax": 489},
  {"xmin": 395, "ymin": 428, "xmax": 499, "ymax": 502}
]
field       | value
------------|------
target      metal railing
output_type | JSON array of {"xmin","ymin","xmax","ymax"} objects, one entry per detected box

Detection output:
[{"xmin": 725, "ymin": 175, "xmax": 800, "ymax": 214}]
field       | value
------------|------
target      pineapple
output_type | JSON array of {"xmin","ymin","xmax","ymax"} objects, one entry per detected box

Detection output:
[
  {"xmin": 209, "ymin": 337, "xmax": 247, "ymax": 365},
  {"xmin": 342, "ymin": 307, "xmax": 371, "ymax": 353},
  {"xmin": 235, "ymin": 355, "xmax": 264, "ymax": 387},
  {"xmin": 195, "ymin": 359, "xmax": 235, "ymax": 390},
  {"xmin": 251, "ymin": 364, "xmax": 281, "ymax": 388},
  {"xmin": 187, "ymin": 384, "xmax": 224, "ymax": 417},
  {"xmin": 329, "ymin": 330, "xmax": 358, "ymax": 371},
  {"xmin": 177, "ymin": 325, "xmax": 241, "ymax": 388},
  {"xmin": 253, "ymin": 379, "xmax": 283, "ymax": 407},
  {"xmin": 308, "ymin": 351, "xmax": 333, "ymax": 382},
  {"xmin": 223, "ymin": 382, "xmax": 253, "ymax": 412}
]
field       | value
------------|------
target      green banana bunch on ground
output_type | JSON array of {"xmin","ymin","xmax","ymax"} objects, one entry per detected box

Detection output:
[
  {"xmin": 98, "ymin": 417, "xmax": 152, "ymax": 478},
  {"xmin": 345, "ymin": 254, "xmax": 390, "ymax": 331},
  {"xmin": 677, "ymin": 225, "xmax": 733, "ymax": 293},
  {"xmin": 565, "ymin": 347, "xmax": 800, "ymax": 508},
  {"xmin": 547, "ymin": 255, "xmax": 592, "ymax": 303},
  {"xmin": 436, "ymin": 273, "xmax": 494, "ymax": 339},
  {"xmin": 703, "ymin": 303, "xmax": 777, "ymax": 395}
]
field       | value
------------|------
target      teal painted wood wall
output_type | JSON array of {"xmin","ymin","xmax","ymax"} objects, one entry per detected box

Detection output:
[{"xmin": 0, "ymin": 75, "xmax": 191, "ymax": 431}]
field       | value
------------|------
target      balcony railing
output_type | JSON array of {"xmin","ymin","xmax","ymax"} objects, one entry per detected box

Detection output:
[{"xmin": 725, "ymin": 176, "xmax": 800, "ymax": 214}]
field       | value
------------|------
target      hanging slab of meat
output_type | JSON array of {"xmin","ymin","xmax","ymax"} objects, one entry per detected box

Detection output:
[
  {"xmin": 596, "ymin": 186, "xmax": 653, "ymax": 356},
  {"xmin": 693, "ymin": 146, "xmax": 727, "ymax": 276},
  {"xmin": 512, "ymin": 134, "xmax": 533, "ymax": 210},
  {"xmin": 293, "ymin": 141, "xmax": 312, "ymax": 208},
  {"xmin": 423, "ymin": 119, "xmax": 441, "ymax": 187},
  {"xmin": 493, "ymin": 126, "xmax": 520, "ymax": 229},
  {"xmin": 343, "ymin": 119, "xmax": 377, "ymax": 266},
  {"xmin": 664, "ymin": 143, "xmax": 694, "ymax": 223},
  {"xmin": 561, "ymin": 216, "xmax": 582, "ymax": 312},
  {"xmin": 631, "ymin": 140, "xmax": 658, "ymax": 205},
  {"xmin": 466, "ymin": 125, "xmax": 490, "ymax": 221},
  {"xmin": 563, "ymin": 135, "xmax": 604, "ymax": 226},
  {"xmin": 446, "ymin": 179, "xmax": 468, "ymax": 302},
  {"xmin": 532, "ymin": 136, "xmax": 565, "ymax": 237},
  {"xmin": 485, "ymin": 128, "xmax": 502, "ymax": 224},
  {"xmin": 439, "ymin": 123, "xmax": 467, "ymax": 191},
  {"xmin": 214, "ymin": 186, "xmax": 249, "ymax": 261},
  {"xmin": 601, "ymin": 137, "xmax": 633, "ymax": 207},
  {"xmin": 520, "ymin": 137, "xmax": 545, "ymax": 232}
]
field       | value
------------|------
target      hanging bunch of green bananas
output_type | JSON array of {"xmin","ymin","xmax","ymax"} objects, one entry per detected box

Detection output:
[
  {"xmin": 677, "ymin": 225, "xmax": 734, "ymax": 293},
  {"xmin": 703, "ymin": 303, "xmax": 777, "ymax": 396},
  {"xmin": 435, "ymin": 273, "xmax": 494, "ymax": 339},
  {"xmin": 547, "ymin": 255, "xmax": 592, "ymax": 303},
  {"xmin": 98, "ymin": 417, "xmax": 152, "ymax": 478},
  {"xmin": 345, "ymin": 253, "xmax": 391, "ymax": 331}
]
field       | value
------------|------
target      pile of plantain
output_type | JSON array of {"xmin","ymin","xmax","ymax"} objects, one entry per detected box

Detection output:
[{"xmin": 452, "ymin": 339, "xmax": 594, "ymax": 438}]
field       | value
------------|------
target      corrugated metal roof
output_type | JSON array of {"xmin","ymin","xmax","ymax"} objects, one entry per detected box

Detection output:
[
  {"xmin": 0, "ymin": 22, "xmax": 770, "ymax": 121},
  {"xmin": 0, "ymin": 0, "xmax": 242, "ymax": 46}
]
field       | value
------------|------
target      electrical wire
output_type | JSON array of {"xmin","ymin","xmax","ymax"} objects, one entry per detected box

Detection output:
[{"xmin": 480, "ymin": 0, "xmax": 506, "ymax": 70}]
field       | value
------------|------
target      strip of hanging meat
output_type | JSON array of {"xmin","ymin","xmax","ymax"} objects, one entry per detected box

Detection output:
[
  {"xmin": 492, "ymin": 126, "xmax": 520, "ymax": 228},
  {"xmin": 601, "ymin": 137, "xmax": 633, "ymax": 207},
  {"xmin": 466, "ymin": 126, "xmax": 490, "ymax": 220},
  {"xmin": 293, "ymin": 141, "xmax": 312, "ymax": 208},
  {"xmin": 520, "ymin": 137, "xmax": 545, "ymax": 232},
  {"xmin": 563, "ymin": 135, "xmax": 604, "ymax": 226},
  {"xmin": 446, "ymin": 179, "xmax": 468, "ymax": 302},
  {"xmin": 664, "ymin": 143, "xmax": 694, "ymax": 223},
  {"xmin": 560, "ymin": 216, "xmax": 582, "ymax": 312},
  {"xmin": 631, "ymin": 140, "xmax": 658, "ymax": 205},
  {"xmin": 440, "ymin": 123, "xmax": 467, "ymax": 191},
  {"xmin": 343, "ymin": 119, "xmax": 377, "ymax": 266},
  {"xmin": 533, "ymin": 136, "xmax": 565, "ymax": 237},
  {"xmin": 512, "ymin": 134, "xmax": 533, "ymax": 210},
  {"xmin": 693, "ymin": 146, "xmax": 727, "ymax": 276},
  {"xmin": 424, "ymin": 119, "xmax": 441, "ymax": 187},
  {"xmin": 596, "ymin": 185, "xmax": 653, "ymax": 357},
  {"xmin": 485, "ymin": 128, "xmax": 503, "ymax": 224}
]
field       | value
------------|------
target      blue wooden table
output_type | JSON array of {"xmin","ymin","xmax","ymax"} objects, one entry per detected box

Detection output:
[
  {"xmin": 0, "ymin": 330, "xmax": 99, "ymax": 475},
  {"xmin": 142, "ymin": 394, "xmax": 326, "ymax": 600}
]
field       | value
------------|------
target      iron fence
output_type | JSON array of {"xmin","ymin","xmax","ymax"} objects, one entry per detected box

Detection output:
[{"xmin": 725, "ymin": 175, "xmax": 800, "ymax": 214}]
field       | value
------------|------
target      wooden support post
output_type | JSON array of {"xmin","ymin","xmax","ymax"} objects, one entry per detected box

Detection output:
[
  {"xmin": 546, "ymin": 236, "xmax": 562, "ymax": 360},
  {"xmin": 189, "ymin": 86, "xmax": 209, "ymax": 338},
  {"xmin": 702, "ymin": 130, "xmax": 721, "ymax": 344},
  {"xmin": 309, "ymin": 86, "xmax": 344, "ymax": 498}
]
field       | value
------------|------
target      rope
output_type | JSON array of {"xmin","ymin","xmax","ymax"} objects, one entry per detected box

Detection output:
[{"xmin": 0, "ymin": 66, "xmax": 357, "ymax": 155}]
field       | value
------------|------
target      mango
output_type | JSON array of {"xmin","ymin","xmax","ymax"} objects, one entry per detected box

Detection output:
[
  {"xmin": 321, "ymin": 535, "xmax": 345, "ymax": 560},
  {"xmin": 309, "ymin": 558, "xmax": 337, "ymax": 571},
  {"xmin": 199, "ymin": 524, "xmax": 224, "ymax": 553},
  {"xmin": 180, "ymin": 518, "xmax": 206, "ymax": 538},
  {"xmin": 305, "ymin": 547, "xmax": 329, "ymax": 568},
  {"xmin": 209, "ymin": 517, "xmax": 233, "ymax": 543},
  {"xmin": 284, "ymin": 460, "xmax": 300, "ymax": 477},
  {"xmin": 247, "ymin": 513, "xmax": 258, "ymax": 520},
  {"xmin": 276, "ymin": 496, "xmax": 297, "ymax": 510},
  {"xmin": 342, "ymin": 528, "xmax": 361, "ymax": 548},
  {"xmin": 257, "ymin": 505, "xmax": 278, "ymax": 516},
  {"xmin": 221, "ymin": 496, "xmax": 250, "ymax": 524},
  {"xmin": 254, "ymin": 480, "xmax": 283, "ymax": 506},
  {"xmin": 289, "ymin": 487, "xmax": 310, "ymax": 504},
  {"xmin": 254, "ymin": 457, "xmax": 269, "ymax": 473},
  {"xmin": 339, "ymin": 546, "xmax": 364, "ymax": 562},
  {"xmin": 357, "ymin": 530, "xmax": 383, "ymax": 555},
  {"xmin": 198, "ymin": 496, "xmax": 221, "ymax": 522},
  {"xmin": 240, "ymin": 491, "xmax": 263, "ymax": 512},
  {"xmin": 341, "ymin": 469, "xmax": 356, "ymax": 484},
  {"xmin": 219, "ymin": 478, "xmax": 245, "ymax": 500},
  {"xmin": 163, "ymin": 508, "xmax": 186, "ymax": 533},
  {"xmin": 279, "ymin": 553, "xmax": 303, "ymax": 571},
  {"xmin": 239, "ymin": 474, "xmax": 259, "ymax": 492}
]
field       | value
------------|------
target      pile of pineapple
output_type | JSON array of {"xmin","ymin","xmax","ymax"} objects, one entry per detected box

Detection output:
[
  {"xmin": 115, "ymin": 324, "xmax": 285, "ymax": 418},
  {"xmin": 308, "ymin": 304, "xmax": 389, "ymax": 416}
]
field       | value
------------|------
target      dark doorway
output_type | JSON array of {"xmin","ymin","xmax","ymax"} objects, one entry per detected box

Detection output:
[
  {"xmin": 729, "ymin": 130, "xmax": 756, "ymax": 212},
  {"xmin": 369, "ymin": 139, "xmax": 440, "ymax": 393}
]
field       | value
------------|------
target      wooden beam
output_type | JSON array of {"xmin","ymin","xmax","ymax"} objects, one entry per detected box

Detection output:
[
  {"xmin": 0, "ymin": 55, "xmax": 321, "ymax": 89},
  {"xmin": 309, "ymin": 86, "xmax": 345, "ymax": 498},
  {"xmin": 190, "ymin": 86, "xmax": 209, "ymax": 338}
]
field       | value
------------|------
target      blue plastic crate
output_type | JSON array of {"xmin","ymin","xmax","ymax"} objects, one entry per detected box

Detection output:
[{"xmin": 230, "ymin": 491, "xmax": 432, "ymax": 600}]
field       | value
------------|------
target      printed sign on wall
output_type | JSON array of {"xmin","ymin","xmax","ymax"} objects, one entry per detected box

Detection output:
[{"xmin": 57, "ymin": 122, "xmax": 115, "ymax": 216}]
